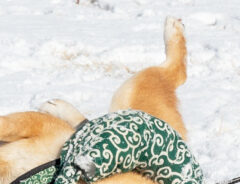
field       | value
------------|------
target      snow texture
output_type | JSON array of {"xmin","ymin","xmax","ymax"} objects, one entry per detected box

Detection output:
[{"xmin": 0, "ymin": 0, "xmax": 239, "ymax": 183}]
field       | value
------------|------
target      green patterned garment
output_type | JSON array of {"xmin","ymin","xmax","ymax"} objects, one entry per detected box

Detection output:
[
  {"xmin": 54, "ymin": 110, "xmax": 203, "ymax": 184},
  {"xmin": 11, "ymin": 159, "xmax": 60, "ymax": 184},
  {"xmin": 19, "ymin": 166, "xmax": 57, "ymax": 184}
]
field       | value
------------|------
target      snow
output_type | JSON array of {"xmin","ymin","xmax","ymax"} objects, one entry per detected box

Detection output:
[{"xmin": 0, "ymin": 0, "xmax": 240, "ymax": 183}]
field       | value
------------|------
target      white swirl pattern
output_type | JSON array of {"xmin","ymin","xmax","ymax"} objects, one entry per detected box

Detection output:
[{"xmin": 54, "ymin": 110, "xmax": 203, "ymax": 184}]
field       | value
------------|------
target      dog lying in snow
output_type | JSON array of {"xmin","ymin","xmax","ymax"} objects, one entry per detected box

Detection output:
[{"xmin": 0, "ymin": 17, "xmax": 189, "ymax": 184}]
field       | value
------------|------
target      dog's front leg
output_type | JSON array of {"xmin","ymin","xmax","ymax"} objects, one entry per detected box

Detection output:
[
  {"xmin": 0, "ymin": 111, "xmax": 73, "ymax": 142},
  {"xmin": 39, "ymin": 99, "xmax": 86, "ymax": 127},
  {"xmin": 0, "ymin": 112, "xmax": 44, "ymax": 142}
]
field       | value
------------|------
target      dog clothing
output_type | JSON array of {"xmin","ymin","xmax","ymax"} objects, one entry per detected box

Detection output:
[{"xmin": 54, "ymin": 110, "xmax": 203, "ymax": 184}]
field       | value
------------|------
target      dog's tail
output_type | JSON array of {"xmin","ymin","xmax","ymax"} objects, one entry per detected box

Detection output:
[{"xmin": 161, "ymin": 17, "xmax": 187, "ymax": 89}]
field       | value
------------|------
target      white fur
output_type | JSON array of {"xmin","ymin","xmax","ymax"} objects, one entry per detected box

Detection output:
[
  {"xmin": 39, "ymin": 99, "xmax": 85, "ymax": 127},
  {"xmin": 164, "ymin": 16, "xmax": 185, "ymax": 44},
  {"xmin": 161, "ymin": 16, "xmax": 185, "ymax": 69}
]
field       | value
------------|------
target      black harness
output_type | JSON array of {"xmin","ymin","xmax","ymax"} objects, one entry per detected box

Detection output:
[{"xmin": 11, "ymin": 159, "xmax": 60, "ymax": 184}]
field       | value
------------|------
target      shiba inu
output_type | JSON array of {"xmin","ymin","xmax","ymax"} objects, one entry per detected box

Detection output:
[{"xmin": 0, "ymin": 17, "xmax": 187, "ymax": 184}]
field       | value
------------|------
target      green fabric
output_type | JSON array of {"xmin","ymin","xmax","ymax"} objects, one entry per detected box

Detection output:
[
  {"xmin": 19, "ymin": 166, "xmax": 57, "ymax": 184},
  {"xmin": 54, "ymin": 110, "xmax": 203, "ymax": 184}
]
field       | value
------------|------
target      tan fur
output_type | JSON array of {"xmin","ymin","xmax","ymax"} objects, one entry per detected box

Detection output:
[
  {"xmin": 93, "ymin": 172, "xmax": 155, "ymax": 184},
  {"xmin": 0, "ymin": 112, "xmax": 75, "ymax": 183},
  {"xmin": 110, "ymin": 17, "xmax": 187, "ymax": 139},
  {"xmin": 0, "ymin": 17, "xmax": 187, "ymax": 184}
]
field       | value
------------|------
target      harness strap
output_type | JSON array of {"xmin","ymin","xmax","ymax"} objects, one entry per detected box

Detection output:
[
  {"xmin": 217, "ymin": 177, "xmax": 240, "ymax": 184},
  {"xmin": 75, "ymin": 119, "xmax": 90, "ymax": 130},
  {"xmin": 10, "ymin": 159, "xmax": 60, "ymax": 184},
  {"xmin": 228, "ymin": 177, "xmax": 240, "ymax": 184}
]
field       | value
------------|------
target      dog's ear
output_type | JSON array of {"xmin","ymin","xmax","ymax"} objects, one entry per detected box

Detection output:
[{"xmin": 39, "ymin": 99, "xmax": 86, "ymax": 127}]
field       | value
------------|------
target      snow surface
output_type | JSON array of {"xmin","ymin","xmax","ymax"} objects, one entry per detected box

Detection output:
[{"xmin": 0, "ymin": 0, "xmax": 240, "ymax": 183}]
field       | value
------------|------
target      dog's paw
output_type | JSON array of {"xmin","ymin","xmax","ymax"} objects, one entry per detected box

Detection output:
[
  {"xmin": 39, "ymin": 99, "xmax": 85, "ymax": 127},
  {"xmin": 164, "ymin": 16, "xmax": 185, "ymax": 43},
  {"xmin": 39, "ymin": 99, "xmax": 65, "ymax": 117}
]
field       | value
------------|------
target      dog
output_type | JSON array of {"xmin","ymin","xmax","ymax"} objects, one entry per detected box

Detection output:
[
  {"xmin": 109, "ymin": 16, "xmax": 187, "ymax": 140},
  {"xmin": 0, "ymin": 16, "xmax": 187, "ymax": 184}
]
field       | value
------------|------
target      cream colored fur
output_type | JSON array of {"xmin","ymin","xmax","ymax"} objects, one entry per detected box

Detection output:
[{"xmin": 0, "ymin": 17, "xmax": 187, "ymax": 184}]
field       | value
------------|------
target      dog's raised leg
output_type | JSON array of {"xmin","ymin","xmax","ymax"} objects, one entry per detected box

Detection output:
[
  {"xmin": 162, "ymin": 17, "xmax": 187, "ymax": 88},
  {"xmin": 110, "ymin": 17, "xmax": 187, "ymax": 140}
]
